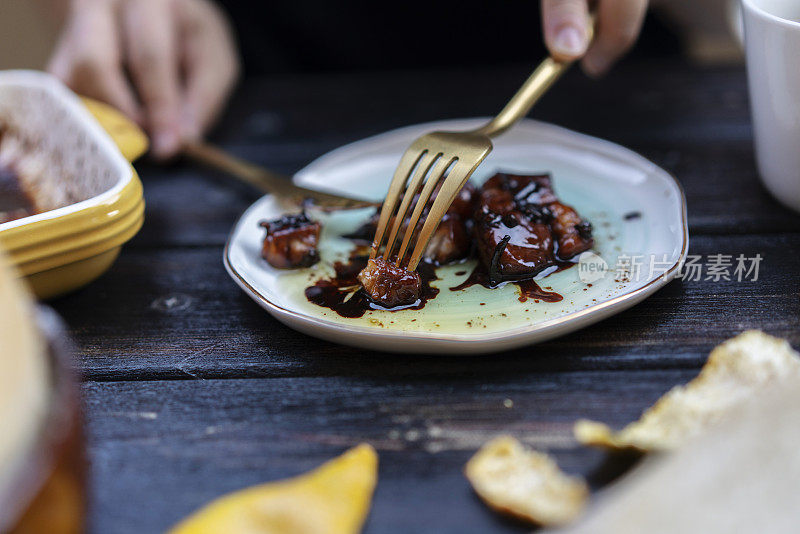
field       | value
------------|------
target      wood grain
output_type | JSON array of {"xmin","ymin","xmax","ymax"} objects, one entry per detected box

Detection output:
[
  {"xmin": 83, "ymin": 371, "xmax": 685, "ymax": 533},
  {"xmin": 42, "ymin": 61, "xmax": 800, "ymax": 534}
]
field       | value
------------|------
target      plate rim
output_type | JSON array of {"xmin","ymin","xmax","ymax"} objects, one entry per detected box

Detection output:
[{"xmin": 224, "ymin": 118, "xmax": 689, "ymax": 351}]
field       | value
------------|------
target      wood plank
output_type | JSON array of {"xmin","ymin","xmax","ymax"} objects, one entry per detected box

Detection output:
[
  {"xmin": 212, "ymin": 61, "xmax": 753, "ymax": 147},
  {"xmin": 52, "ymin": 233, "xmax": 800, "ymax": 381},
  {"xmin": 125, "ymin": 61, "xmax": 799, "ymax": 250},
  {"xmin": 83, "ymin": 370, "xmax": 690, "ymax": 534},
  {"xmin": 134, "ymin": 163, "xmax": 257, "ymax": 248},
  {"xmin": 637, "ymin": 143, "xmax": 800, "ymax": 235},
  {"xmin": 66, "ymin": 60, "xmax": 800, "ymax": 534}
]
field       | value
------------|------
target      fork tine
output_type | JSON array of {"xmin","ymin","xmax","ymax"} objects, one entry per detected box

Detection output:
[
  {"xmin": 395, "ymin": 155, "xmax": 456, "ymax": 265},
  {"xmin": 384, "ymin": 151, "xmax": 440, "ymax": 259},
  {"xmin": 407, "ymin": 160, "xmax": 476, "ymax": 270},
  {"xmin": 370, "ymin": 148, "xmax": 427, "ymax": 260}
]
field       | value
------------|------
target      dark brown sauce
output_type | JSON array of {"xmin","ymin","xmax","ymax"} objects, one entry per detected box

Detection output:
[
  {"xmin": 624, "ymin": 211, "xmax": 642, "ymax": 221},
  {"xmin": 450, "ymin": 261, "xmax": 575, "ymax": 303},
  {"xmin": 516, "ymin": 279, "xmax": 562, "ymax": 303},
  {"xmin": 0, "ymin": 165, "xmax": 36, "ymax": 223},
  {"xmin": 309, "ymin": 191, "xmax": 586, "ymax": 317},
  {"xmin": 307, "ymin": 253, "xmax": 578, "ymax": 317},
  {"xmin": 305, "ymin": 255, "xmax": 439, "ymax": 318}
]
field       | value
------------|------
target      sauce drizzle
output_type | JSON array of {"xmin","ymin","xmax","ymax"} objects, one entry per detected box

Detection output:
[
  {"xmin": 450, "ymin": 261, "xmax": 575, "ymax": 303},
  {"xmin": 305, "ymin": 255, "xmax": 578, "ymax": 317},
  {"xmin": 305, "ymin": 255, "xmax": 439, "ymax": 318}
]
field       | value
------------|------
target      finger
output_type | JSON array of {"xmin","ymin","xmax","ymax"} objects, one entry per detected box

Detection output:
[
  {"xmin": 49, "ymin": 48, "xmax": 142, "ymax": 123},
  {"xmin": 178, "ymin": 0, "xmax": 240, "ymax": 140},
  {"xmin": 121, "ymin": 0, "xmax": 182, "ymax": 159},
  {"xmin": 541, "ymin": 0, "xmax": 591, "ymax": 61},
  {"xmin": 47, "ymin": 5, "xmax": 141, "ymax": 122},
  {"xmin": 181, "ymin": 49, "xmax": 238, "ymax": 141},
  {"xmin": 582, "ymin": 0, "xmax": 648, "ymax": 77}
]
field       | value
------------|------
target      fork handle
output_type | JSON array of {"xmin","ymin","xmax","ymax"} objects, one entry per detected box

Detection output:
[{"xmin": 474, "ymin": 57, "xmax": 569, "ymax": 138}]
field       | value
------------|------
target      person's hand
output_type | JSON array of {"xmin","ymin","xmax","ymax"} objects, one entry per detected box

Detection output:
[
  {"xmin": 541, "ymin": 0, "xmax": 648, "ymax": 76},
  {"xmin": 48, "ymin": 0, "xmax": 240, "ymax": 160}
]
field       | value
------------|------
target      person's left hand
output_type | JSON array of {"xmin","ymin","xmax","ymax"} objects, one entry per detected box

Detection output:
[{"xmin": 48, "ymin": 0, "xmax": 241, "ymax": 160}]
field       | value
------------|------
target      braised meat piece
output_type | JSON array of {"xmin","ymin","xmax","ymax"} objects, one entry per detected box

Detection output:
[
  {"xmin": 447, "ymin": 181, "xmax": 477, "ymax": 219},
  {"xmin": 347, "ymin": 182, "xmax": 476, "ymax": 265},
  {"xmin": 476, "ymin": 171, "xmax": 593, "ymax": 262},
  {"xmin": 357, "ymin": 257, "xmax": 422, "ymax": 307},
  {"xmin": 421, "ymin": 182, "xmax": 475, "ymax": 264},
  {"xmin": 259, "ymin": 213, "xmax": 321, "ymax": 269},
  {"xmin": 482, "ymin": 172, "xmax": 557, "ymax": 211},
  {"xmin": 496, "ymin": 172, "xmax": 592, "ymax": 259},
  {"xmin": 473, "ymin": 173, "xmax": 558, "ymax": 284},
  {"xmin": 549, "ymin": 201, "xmax": 593, "ymax": 260},
  {"xmin": 417, "ymin": 182, "xmax": 475, "ymax": 264},
  {"xmin": 474, "ymin": 207, "xmax": 555, "ymax": 285},
  {"xmin": 424, "ymin": 213, "xmax": 471, "ymax": 265}
]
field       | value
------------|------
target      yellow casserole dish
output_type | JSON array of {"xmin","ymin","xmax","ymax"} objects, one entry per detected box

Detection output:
[{"xmin": 0, "ymin": 71, "xmax": 147, "ymax": 299}]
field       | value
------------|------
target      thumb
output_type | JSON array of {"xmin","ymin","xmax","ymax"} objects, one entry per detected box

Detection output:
[{"xmin": 541, "ymin": 0, "xmax": 591, "ymax": 61}]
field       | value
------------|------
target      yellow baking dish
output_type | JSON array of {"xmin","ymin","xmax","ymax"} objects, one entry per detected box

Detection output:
[{"xmin": 0, "ymin": 71, "xmax": 147, "ymax": 299}]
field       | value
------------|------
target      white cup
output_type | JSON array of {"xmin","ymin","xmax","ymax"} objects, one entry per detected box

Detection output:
[{"xmin": 742, "ymin": 0, "xmax": 800, "ymax": 212}]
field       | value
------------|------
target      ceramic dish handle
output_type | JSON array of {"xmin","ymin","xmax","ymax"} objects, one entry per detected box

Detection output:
[{"xmin": 80, "ymin": 98, "xmax": 149, "ymax": 162}]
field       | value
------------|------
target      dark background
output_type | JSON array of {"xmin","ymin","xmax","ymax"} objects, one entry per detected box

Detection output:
[{"xmin": 220, "ymin": 1, "xmax": 682, "ymax": 74}]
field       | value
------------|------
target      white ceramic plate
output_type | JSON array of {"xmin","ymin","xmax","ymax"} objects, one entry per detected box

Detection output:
[{"xmin": 225, "ymin": 118, "xmax": 688, "ymax": 354}]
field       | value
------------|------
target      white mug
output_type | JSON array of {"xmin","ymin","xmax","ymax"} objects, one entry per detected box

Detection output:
[{"xmin": 742, "ymin": 0, "xmax": 800, "ymax": 212}]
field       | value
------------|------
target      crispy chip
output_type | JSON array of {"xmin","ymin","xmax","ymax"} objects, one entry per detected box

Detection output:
[
  {"xmin": 169, "ymin": 444, "xmax": 378, "ymax": 534},
  {"xmin": 465, "ymin": 435, "xmax": 588, "ymax": 526},
  {"xmin": 574, "ymin": 330, "xmax": 800, "ymax": 452},
  {"xmin": 560, "ymin": 383, "xmax": 800, "ymax": 534}
]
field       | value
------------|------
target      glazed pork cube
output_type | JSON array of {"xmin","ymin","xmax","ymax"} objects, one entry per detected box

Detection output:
[
  {"xmin": 417, "ymin": 182, "xmax": 475, "ymax": 265},
  {"xmin": 423, "ymin": 213, "xmax": 471, "ymax": 265},
  {"xmin": 548, "ymin": 202, "xmax": 594, "ymax": 260},
  {"xmin": 447, "ymin": 181, "xmax": 477, "ymax": 219},
  {"xmin": 357, "ymin": 257, "xmax": 421, "ymax": 308},
  {"xmin": 472, "ymin": 172, "xmax": 557, "ymax": 283},
  {"xmin": 477, "ymin": 171, "xmax": 593, "ymax": 262},
  {"xmin": 474, "ymin": 208, "xmax": 555, "ymax": 284},
  {"xmin": 259, "ymin": 213, "xmax": 321, "ymax": 269},
  {"xmin": 348, "ymin": 182, "xmax": 476, "ymax": 265},
  {"xmin": 482, "ymin": 172, "xmax": 557, "ymax": 209}
]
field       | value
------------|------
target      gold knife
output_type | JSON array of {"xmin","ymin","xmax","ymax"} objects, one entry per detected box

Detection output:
[{"xmin": 183, "ymin": 141, "xmax": 377, "ymax": 210}]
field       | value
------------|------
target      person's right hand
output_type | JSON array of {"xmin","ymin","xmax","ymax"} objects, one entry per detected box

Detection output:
[
  {"xmin": 48, "ymin": 0, "xmax": 240, "ymax": 160},
  {"xmin": 541, "ymin": 0, "xmax": 649, "ymax": 76}
]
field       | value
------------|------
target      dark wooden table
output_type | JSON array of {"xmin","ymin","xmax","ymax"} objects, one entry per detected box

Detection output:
[{"xmin": 51, "ymin": 59, "xmax": 800, "ymax": 533}]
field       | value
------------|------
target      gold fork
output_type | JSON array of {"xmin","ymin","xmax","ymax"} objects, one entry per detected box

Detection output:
[{"xmin": 370, "ymin": 56, "xmax": 581, "ymax": 271}]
